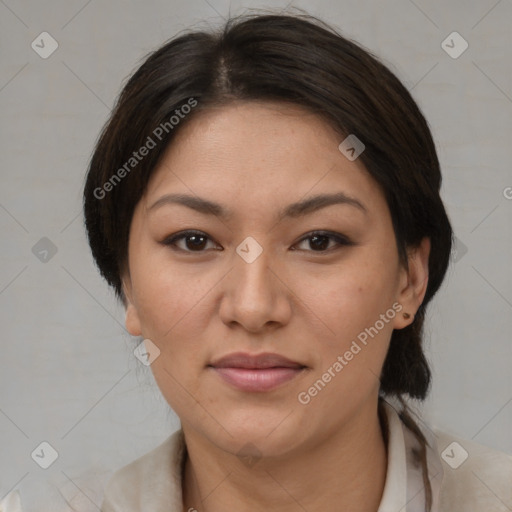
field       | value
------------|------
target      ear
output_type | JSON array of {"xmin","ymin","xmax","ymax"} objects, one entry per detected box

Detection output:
[
  {"xmin": 393, "ymin": 237, "xmax": 430, "ymax": 330},
  {"xmin": 121, "ymin": 274, "xmax": 142, "ymax": 336}
]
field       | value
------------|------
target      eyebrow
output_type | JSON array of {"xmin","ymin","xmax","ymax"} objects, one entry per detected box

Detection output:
[{"xmin": 148, "ymin": 192, "xmax": 368, "ymax": 219}]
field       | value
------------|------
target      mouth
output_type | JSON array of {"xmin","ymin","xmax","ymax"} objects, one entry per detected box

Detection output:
[{"xmin": 208, "ymin": 352, "xmax": 307, "ymax": 392}]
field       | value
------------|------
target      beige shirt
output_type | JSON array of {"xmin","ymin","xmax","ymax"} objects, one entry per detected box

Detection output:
[
  {"xmin": 3, "ymin": 403, "xmax": 510, "ymax": 511},
  {"xmin": 99, "ymin": 402, "xmax": 512, "ymax": 511}
]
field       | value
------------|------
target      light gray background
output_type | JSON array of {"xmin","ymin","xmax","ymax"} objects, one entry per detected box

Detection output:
[{"xmin": 1, "ymin": 0, "xmax": 511, "ymax": 510}]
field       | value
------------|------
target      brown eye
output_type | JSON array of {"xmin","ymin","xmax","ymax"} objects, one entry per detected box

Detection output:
[
  {"xmin": 293, "ymin": 231, "xmax": 354, "ymax": 252},
  {"xmin": 162, "ymin": 231, "xmax": 219, "ymax": 252}
]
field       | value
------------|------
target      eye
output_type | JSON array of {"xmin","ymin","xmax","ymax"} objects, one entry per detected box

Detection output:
[
  {"xmin": 161, "ymin": 230, "xmax": 220, "ymax": 253},
  {"xmin": 292, "ymin": 231, "xmax": 354, "ymax": 252},
  {"xmin": 161, "ymin": 229, "xmax": 354, "ymax": 254}
]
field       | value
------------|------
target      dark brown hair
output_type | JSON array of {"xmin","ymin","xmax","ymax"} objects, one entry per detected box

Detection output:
[{"xmin": 83, "ymin": 11, "xmax": 453, "ymax": 507}]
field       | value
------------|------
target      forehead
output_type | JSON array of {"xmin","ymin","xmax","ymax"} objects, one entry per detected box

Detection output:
[
  {"xmin": 141, "ymin": 101, "xmax": 383, "ymax": 216},
  {"xmin": 155, "ymin": 100, "xmax": 346, "ymax": 163}
]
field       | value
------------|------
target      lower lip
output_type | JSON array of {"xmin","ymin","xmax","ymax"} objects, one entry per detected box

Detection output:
[{"xmin": 211, "ymin": 367, "xmax": 305, "ymax": 392}]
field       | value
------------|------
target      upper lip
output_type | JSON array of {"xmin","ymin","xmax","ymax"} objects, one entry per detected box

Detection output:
[{"xmin": 209, "ymin": 352, "xmax": 305, "ymax": 369}]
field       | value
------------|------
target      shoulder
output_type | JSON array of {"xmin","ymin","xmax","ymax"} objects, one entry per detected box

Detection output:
[
  {"xmin": 434, "ymin": 429, "xmax": 512, "ymax": 511},
  {"xmin": 0, "ymin": 490, "xmax": 23, "ymax": 512},
  {"xmin": 101, "ymin": 429, "xmax": 185, "ymax": 512}
]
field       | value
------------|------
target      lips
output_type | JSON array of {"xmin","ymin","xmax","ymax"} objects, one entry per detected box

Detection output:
[
  {"xmin": 210, "ymin": 352, "xmax": 305, "ymax": 369},
  {"xmin": 208, "ymin": 352, "xmax": 307, "ymax": 392}
]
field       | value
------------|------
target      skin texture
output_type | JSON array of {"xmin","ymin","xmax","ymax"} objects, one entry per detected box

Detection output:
[{"xmin": 121, "ymin": 101, "xmax": 430, "ymax": 512}]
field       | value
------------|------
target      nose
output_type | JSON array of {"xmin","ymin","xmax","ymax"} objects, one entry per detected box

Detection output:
[{"xmin": 218, "ymin": 240, "xmax": 292, "ymax": 333}]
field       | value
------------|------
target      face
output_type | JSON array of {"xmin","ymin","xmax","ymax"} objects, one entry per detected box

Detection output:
[{"xmin": 122, "ymin": 101, "xmax": 429, "ymax": 459}]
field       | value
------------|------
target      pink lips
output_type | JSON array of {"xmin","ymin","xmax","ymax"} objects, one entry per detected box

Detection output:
[{"xmin": 209, "ymin": 352, "xmax": 306, "ymax": 392}]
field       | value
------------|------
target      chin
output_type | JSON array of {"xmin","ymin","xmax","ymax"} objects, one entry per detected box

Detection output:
[{"xmin": 205, "ymin": 411, "xmax": 307, "ymax": 459}]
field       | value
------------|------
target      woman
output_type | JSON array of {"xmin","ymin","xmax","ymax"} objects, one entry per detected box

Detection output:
[{"xmin": 80, "ymin": 11, "xmax": 511, "ymax": 512}]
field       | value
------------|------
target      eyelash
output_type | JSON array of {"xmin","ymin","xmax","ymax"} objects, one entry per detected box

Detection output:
[{"xmin": 161, "ymin": 230, "xmax": 354, "ymax": 254}]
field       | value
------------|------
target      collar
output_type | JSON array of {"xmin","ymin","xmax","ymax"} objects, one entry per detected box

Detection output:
[
  {"xmin": 378, "ymin": 401, "xmax": 444, "ymax": 512},
  {"xmin": 101, "ymin": 401, "xmax": 445, "ymax": 511}
]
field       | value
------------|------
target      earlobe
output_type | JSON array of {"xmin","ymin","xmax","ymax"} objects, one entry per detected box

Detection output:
[
  {"xmin": 125, "ymin": 302, "xmax": 142, "ymax": 336},
  {"xmin": 393, "ymin": 237, "xmax": 430, "ymax": 330},
  {"xmin": 122, "ymin": 278, "xmax": 142, "ymax": 336}
]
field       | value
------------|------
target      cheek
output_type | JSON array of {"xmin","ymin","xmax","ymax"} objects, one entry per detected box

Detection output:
[
  {"xmin": 130, "ymin": 254, "xmax": 205, "ymax": 339},
  {"xmin": 298, "ymin": 274, "xmax": 395, "ymax": 417},
  {"xmin": 129, "ymin": 259, "xmax": 221, "ymax": 397},
  {"xmin": 149, "ymin": 358, "xmax": 205, "ymax": 426},
  {"xmin": 135, "ymin": 268, "xmax": 210, "ymax": 411},
  {"xmin": 317, "ymin": 258, "xmax": 398, "ymax": 333},
  {"xmin": 302, "ymin": 253, "xmax": 399, "ymax": 390}
]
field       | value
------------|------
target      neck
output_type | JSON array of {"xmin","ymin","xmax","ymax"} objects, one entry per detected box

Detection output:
[{"xmin": 182, "ymin": 399, "xmax": 388, "ymax": 512}]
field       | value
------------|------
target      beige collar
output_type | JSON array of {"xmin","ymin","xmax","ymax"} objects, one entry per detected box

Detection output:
[
  {"xmin": 378, "ymin": 401, "xmax": 444, "ymax": 511},
  {"xmin": 98, "ymin": 400, "xmax": 444, "ymax": 512}
]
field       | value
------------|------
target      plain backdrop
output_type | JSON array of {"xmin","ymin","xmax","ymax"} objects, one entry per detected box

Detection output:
[{"xmin": 1, "ymin": 0, "xmax": 511, "ymax": 510}]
